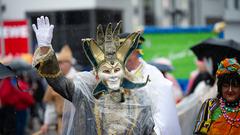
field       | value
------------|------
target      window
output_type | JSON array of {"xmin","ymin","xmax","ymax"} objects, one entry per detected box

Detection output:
[
  {"xmin": 144, "ymin": 0, "xmax": 155, "ymax": 25},
  {"xmin": 55, "ymin": 10, "xmax": 90, "ymax": 25},
  {"xmin": 95, "ymin": 9, "xmax": 122, "ymax": 27},
  {"xmin": 224, "ymin": 0, "xmax": 228, "ymax": 9},
  {"xmin": 234, "ymin": 0, "xmax": 239, "ymax": 10}
]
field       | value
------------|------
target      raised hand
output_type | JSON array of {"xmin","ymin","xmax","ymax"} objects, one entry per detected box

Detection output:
[{"xmin": 32, "ymin": 16, "xmax": 54, "ymax": 47}]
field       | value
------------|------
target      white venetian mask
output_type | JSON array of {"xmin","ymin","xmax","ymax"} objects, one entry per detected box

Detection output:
[{"xmin": 97, "ymin": 61, "xmax": 124, "ymax": 91}]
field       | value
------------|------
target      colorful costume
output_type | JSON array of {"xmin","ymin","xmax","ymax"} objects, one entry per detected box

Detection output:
[
  {"xmin": 194, "ymin": 58, "xmax": 240, "ymax": 135},
  {"xmin": 32, "ymin": 16, "xmax": 180, "ymax": 135},
  {"xmin": 194, "ymin": 98, "xmax": 240, "ymax": 135}
]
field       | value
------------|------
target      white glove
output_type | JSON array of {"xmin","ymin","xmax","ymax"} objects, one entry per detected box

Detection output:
[{"xmin": 32, "ymin": 16, "xmax": 54, "ymax": 47}]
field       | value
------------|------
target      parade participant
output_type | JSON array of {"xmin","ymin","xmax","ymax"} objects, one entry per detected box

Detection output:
[
  {"xmin": 32, "ymin": 16, "xmax": 180, "ymax": 135},
  {"xmin": 194, "ymin": 58, "xmax": 240, "ymax": 134}
]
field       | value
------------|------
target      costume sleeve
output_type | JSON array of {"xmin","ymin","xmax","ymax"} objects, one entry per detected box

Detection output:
[
  {"xmin": 46, "ymin": 76, "xmax": 75, "ymax": 101},
  {"xmin": 32, "ymin": 47, "xmax": 75, "ymax": 101}
]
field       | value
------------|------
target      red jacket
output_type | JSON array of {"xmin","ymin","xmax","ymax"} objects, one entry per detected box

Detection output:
[{"xmin": 0, "ymin": 78, "xmax": 35, "ymax": 110}]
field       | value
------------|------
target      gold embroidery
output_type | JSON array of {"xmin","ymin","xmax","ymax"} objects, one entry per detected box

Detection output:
[{"xmin": 32, "ymin": 47, "xmax": 62, "ymax": 78}]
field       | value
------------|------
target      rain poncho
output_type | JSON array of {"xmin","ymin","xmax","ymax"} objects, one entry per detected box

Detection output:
[{"xmin": 59, "ymin": 60, "xmax": 180, "ymax": 135}]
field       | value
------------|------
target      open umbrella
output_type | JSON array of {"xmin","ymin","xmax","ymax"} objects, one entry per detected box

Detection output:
[
  {"xmin": 0, "ymin": 63, "xmax": 16, "ymax": 79},
  {"xmin": 0, "ymin": 59, "xmax": 32, "ymax": 78},
  {"xmin": 8, "ymin": 59, "xmax": 32, "ymax": 74},
  {"xmin": 190, "ymin": 38, "xmax": 240, "ymax": 74},
  {"xmin": 0, "ymin": 59, "xmax": 33, "ymax": 91}
]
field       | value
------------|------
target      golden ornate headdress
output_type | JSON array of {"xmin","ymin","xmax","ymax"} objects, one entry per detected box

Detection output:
[
  {"xmin": 82, "ymin": 21, "xmax": 149, "ymax": 97},
  {"xmin": 82, "ymin": 21, "xmax": 141, "ymax": 70}
]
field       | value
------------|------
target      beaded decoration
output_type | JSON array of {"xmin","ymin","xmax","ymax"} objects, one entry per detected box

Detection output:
[{"xmin": 220, "ymin": 97, "xmax": 240, "ymax": 127}]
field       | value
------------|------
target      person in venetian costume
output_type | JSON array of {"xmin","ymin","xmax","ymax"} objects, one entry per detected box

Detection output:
[
  {"xmin": 32, "ymin": 16, "xmax": 181, "ymax": 135},
  {"xmin": 194, "ymin": 58, "xmax": 240, "ymax": 135}
]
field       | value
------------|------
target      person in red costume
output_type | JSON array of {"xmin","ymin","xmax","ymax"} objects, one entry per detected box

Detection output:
[{"xmin": 0, "ymin": 76, "xmax": 35, "ymax": 135}]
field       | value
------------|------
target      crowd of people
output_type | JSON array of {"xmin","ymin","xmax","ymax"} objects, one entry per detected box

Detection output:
[{"xmin": 0, "ymin": 16, "xmax": 239, "ymax": 135}]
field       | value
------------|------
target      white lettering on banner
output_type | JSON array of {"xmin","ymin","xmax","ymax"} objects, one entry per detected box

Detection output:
[
  {"xmin": 0, "ymin": 26, "xmax": 28, "ymax": 38},
  {"xmin": 168, "ymin": 50, "xmax": 194, "ymax": 60}
]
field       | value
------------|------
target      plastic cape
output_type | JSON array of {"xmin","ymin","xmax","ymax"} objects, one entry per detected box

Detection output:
[
  {"xmin": 61, "ymin": 71, "xmax": 155, "ymax": 135},
  {"xmin": 32, "ymin": 47, "xmax": 180, "ymax": 134},
  {"xmin": 62, "ymin": 60, "xmax": 181, "ymax": 135}
]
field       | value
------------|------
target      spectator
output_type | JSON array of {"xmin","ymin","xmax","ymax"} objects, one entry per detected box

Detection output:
[{"xmin": 0, "ymin": 75, "xmax": 35, "ymax": 135}]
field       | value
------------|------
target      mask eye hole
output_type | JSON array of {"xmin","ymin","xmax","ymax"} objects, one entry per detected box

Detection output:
[
  {"xmin": 114, "ymin": 68, "xmax": 120, "ymax": 73},
  {"xmin": 103, "ymin": 70, "xmax": 110, "ymax": 74}
]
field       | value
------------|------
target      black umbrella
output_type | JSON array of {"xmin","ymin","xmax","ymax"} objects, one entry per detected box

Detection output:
[{"xmin": 190, "ymin": 38, "xmax": 240, "ymax": 74}]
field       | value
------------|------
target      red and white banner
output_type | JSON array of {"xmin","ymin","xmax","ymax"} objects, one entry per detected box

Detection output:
[{"xmin": 0, "ymin": 20, "xmax": 29, "ymax": 56}]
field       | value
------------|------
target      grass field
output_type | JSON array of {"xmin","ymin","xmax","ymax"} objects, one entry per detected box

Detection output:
[{"xmin": 142, "ymin": 32, "xmax": 217, "ymax": 79}]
